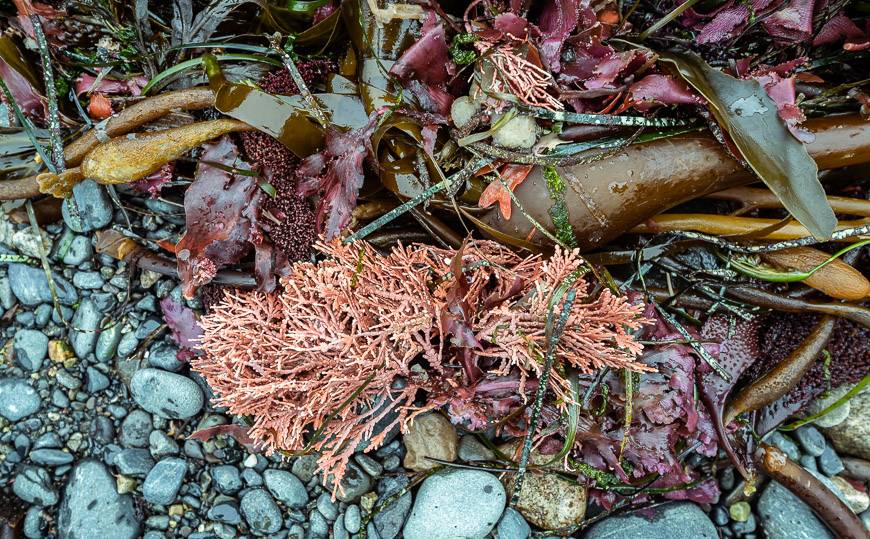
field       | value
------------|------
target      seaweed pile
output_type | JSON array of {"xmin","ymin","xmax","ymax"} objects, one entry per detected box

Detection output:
[{"xmin": 1, "ymin": 0, "xmax": 869, "ymax": 535}]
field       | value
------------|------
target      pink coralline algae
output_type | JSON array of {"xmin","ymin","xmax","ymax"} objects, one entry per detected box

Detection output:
[{"xmin": 193, "ymin": 239, "xmax": 649, "ymax": 491}]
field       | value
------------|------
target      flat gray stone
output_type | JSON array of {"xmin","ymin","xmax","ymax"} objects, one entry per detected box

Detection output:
[
  {"xmin": 142, "ymin": 457, "xmax": 187, "ymax": 505},
  {"xmin": 374, "ymin": 476, "xmax": 412, "ymax": 539},
  {"xmin": 130, "ymin": 368, "xmax": 204, "ymax": 419},
  {"xmin": 58, "ymin": 460, "xmax": 139, "ymax": 539},
  {"xmin": 0, "ymin": 378, "xmax": 41, "ymax": 421},
  {"xmin": 757, "ymin": 480, "xmax": 833, "ymax": 539},
  {"xmin": 7, "ymin": 263, "xmax": 77, "ymax": 306},
  {"xmin": 114, "ymin": 448, "xmax": 155, "ymax": 477},
  {"xmin": 263, "ymin": 469, "xmax": 307, "ymax": 508},
  {"xmin": 403, "ymin": 469, "xmax": 505, "ymax": 539},
  {"xmin": 584, "ymin": 502, "xmax": 717, "ymax": 539},
  {"xmin": 240, "ymin": 488, "xmax": 283, "ymax": 535},
  {"xmin": 62, "ymin": 180, "xmax": 113, "ymax": 232},
  {"xmin": 795, "ymin": 425, "xmax": 826, "ymax": 457},
  {"xmin": 70, "ymin": 299, "xmax": 102, "ymax": 358},
  {"xmin": 13, "ymin": 329, "xmax": 48, "ymax": 371},
  {"xmin": 496, "ymin": 507, "xmax": 531, "ymax": 539},
  {"xmin": 29, "ymin": 449, "xmax": 74, "ymax": 466},
  {"xmin": 62, "ymin": 235, "xmax": 93, "ymax": 266}
]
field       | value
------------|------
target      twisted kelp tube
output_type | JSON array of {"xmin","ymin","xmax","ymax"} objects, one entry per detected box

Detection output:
[
  {"xmin": 481, "ymin": 115, "xmax": 870, "ymax": 251},
  {"xmin": 755, "ymin": 443, "xmax": 870, "ymax": 539}
]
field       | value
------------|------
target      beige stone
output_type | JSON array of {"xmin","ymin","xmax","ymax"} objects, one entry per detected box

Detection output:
[
  {"xmin": 831, "ymin": 476, "xmax": 870, "ymax": 513},
  {"xmin": 48, "ymin": 340, "xmax": 75, "ymax": 363},
  {"xmin": 499, "ymin": 442, "xmax": 587, "ymax": 530},
  {"xmin": 823, "ymin": 388, "xmax": 870, "ymax": 460},
  {"xmin": 402, "ymin": 413, "xmax": 458, "ymax": 471}
]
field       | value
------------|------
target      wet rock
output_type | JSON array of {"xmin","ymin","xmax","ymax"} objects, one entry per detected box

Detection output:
[
  {"xmin": 458, "ymin": 435, "xmax": 495, "ymax": 462},
  {"xmin": 327, "ymin": 461, "xmax": 372, "ymax": 504},
  {"xmin": 757, "ymin": 481, "xmax": 833, "ymax": 539},
  {"xmin": 57, "ymin": 460, "xmax": 139, "ymax": 539},
  {"xmin": 805, "ymin": 384, "xmax": 852, "ymax": 428},
  {"xmin": 584, "ymin": 502, "xmax": 717, "ymax": 539},
  {"xmin": 823, "ymin": 387, "xmax": 870, "ymax": 460},
  {"xmin": 62, "ymin": 235, "xmax": 93, "ymax": 266},
  {"xmin": 142, "ymin": 457, "xmax": 187, "ymax": 506},
  {"xmin": 316, "ymin": 493, "xmax": 339, "ymax": 521},
  {"xmin": 451, "ymin": 96, "xmax": 479, "ymax": 129},
  {"xmin": 208, "ymin": 502, "xmax": 242, "ymax": 525},
  {"xmin": 496, "ymin": 507, "xmax": 531, "ymax": 539},
  {"xmin": 130, "ymin": 368, "xmax": 204, "ymax": 419},
  {"xmin": 240, "ymin": 488, "xmax": 283, "ymax": 535},
  {"xmin": 94, "ymin": 323, "xmax": 122, "ymax": 362},
  {"xmin": 147, "ymin": 342, "xmax": 185, "ymax": 372},
  {"xmin": 72, "ymin": 271, "xmax": 104, "ymax": 289},
  {"xmin": 831, "ymin": 475, "xmax": 870, "ymax": 513},
  {"xmin": 403, "ymin": 469, "xmax": 505, "ymax": 539},
  {"xmin": 120, "ymin": 409, "xmax": 152, "ymax": 448},
  {"xmin": 115, "ymin": 448, "xmax": 155, "ymax": 477},
  {"xmin": 8, "ymin": 263, "xmax": 78, "ymax": 306},
  {"xmin": 13, "ymin": 329, "xmax": 48, "ymax": 371},
  {"xmin": 491, "ymin": 114, "xmax": 538, "ymax": 149},
  {"xmin": 795, "ymin": 425, "xmax": 826, "ymax": 457},
  {"xmin": 23, "ymin": 506, "xmax": 45, "ymax": 539},
  {"xmin": 819, "ymin": 445, "xmax": 845, "ymax": 476},
  {"xmin": 842, "ymin": 457, "xmax": 870, "ymax": 482},
  {"xmin": 374, "ymin": 476, "xmax": 412, "ymax": 539},
  {"xmin": 13, "ymin": 466, "xmax": 58, "ymax": 506},
  {"xmin": 85, "ymin": 366, "xmax": 110, "ymax": 393},
  {"xmin": 291, "ymin": 454, "xmax": 319, "ymax": 482},
  {"xmin": 263, "ymin": 468, "xmax": 307, "ymax": 508},
  {"xmin": 768, "ymin": 431, "xmax": 801, "ymax": 461},
  {"xmin": 29, "ymin": 449, "xmax": 74, "ymax": 466},
  {"xmin": 344, "ymin": 505, "xmax": 361, "ymax": 534},
  {"xmin": 148, "ymin": 430, "xmax": 180, "ymax": 459},
  {"xmin": 62, "ymin": 180, "xmax": 113, "ymax": 232},
  {"xmin": 500, "ymin": 442, "xmax": 587, "ymax": 530},
  {"xmin": 70, "ymin": 299, "xmax": 101, "ymax": 358},
  {"xmin": 403, "ymin": 412, "xmax": 458, "ymax": 471},
  {"xmin": 213, "ymin": 465, "xmax": 243, "ymax": 495},
  {"xmin": 0, "ymin": 378, "xmax": 41, "ymax": 421}
]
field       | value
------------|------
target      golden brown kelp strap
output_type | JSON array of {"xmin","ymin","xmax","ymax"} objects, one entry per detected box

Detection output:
[
  {"xmin": 1, "ymin": 87, "xmax": 217, "ymax": 201},
  {"xmin": 755, "ymin": 443, "xmax": 870, "ymax": 539},
  {"xmin": 707, "ymin": 187, "xmax": 870, "ymax": 217},
  {"xmin": 724, "ymin": 316, "xmax": 835, "ymax": 424},
  {"xmin": 38, "ymin": 119, "xmax": 252, "ymax": 198},
  {"xmin": 630, "ymin": 214, "xmax": 870, "ymax": 240}
]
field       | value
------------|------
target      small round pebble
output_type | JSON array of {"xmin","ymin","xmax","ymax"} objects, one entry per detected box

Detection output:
[
  {"xmin": 142, "ymin": 457, "xmax": 187, "ymax": 506},
  {"xmin": 130, "ymin": 368, "xmax": 204, "ymax": 419},
  {"xmin": 0, "ymin": 378, "xmax": 42, "ymax": 421},
  {"xmin": 496, "ymin": 507, "xmax": 531, "ymax": 539},
  {"xmin": 240, "ymin": 488, "xmax": 283, "ymax": 535},
  {"xmin": 212, "ymin": 465, "xmax": 243, "ymax": 495},
  {"xmin": 795, "ymin": 426, "xmax": 826, "ymax": 457},
  {"xmin": 344, "ymin": 505, "xmax": 361, "ymax": 534},
  {"xmin": 263, "ymin": 468, "xmax": 308, "ymax": 508},
  {"xmin": 120, "ymin": 410, "xmax": 152, "ymax": 448}
]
